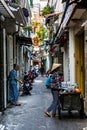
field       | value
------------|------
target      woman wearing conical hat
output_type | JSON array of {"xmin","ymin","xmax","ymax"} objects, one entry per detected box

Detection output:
[{"xmin": 44, "ymin": 63, "xmax": 61, "ymax": 117}]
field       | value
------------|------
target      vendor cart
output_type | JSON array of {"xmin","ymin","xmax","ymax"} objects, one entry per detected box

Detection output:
[{"xmin": 58, "ymin": 91, "xmax": 84, "ymax": 119}]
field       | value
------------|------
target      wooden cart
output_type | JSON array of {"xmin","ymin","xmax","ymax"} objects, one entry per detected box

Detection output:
[{"xmin": 58, "ymin": 91, "xmax": 84, "ymax": 119}]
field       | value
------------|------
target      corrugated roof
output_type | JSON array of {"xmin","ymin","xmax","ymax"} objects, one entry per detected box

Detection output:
[
  {"xmin": 0, "ymin": 0, "xmax": 15, "ymax": 18},
  {"xmin": 44, "ymin": 12, "xmax": 61, "ymax": 17},
  {"xmin": 16, "ymin": 35, "xmax": 32, "ymax": 46},
  {"xmin": 9, "ymin": 3, "xmax": 26, "ymax": 25}
]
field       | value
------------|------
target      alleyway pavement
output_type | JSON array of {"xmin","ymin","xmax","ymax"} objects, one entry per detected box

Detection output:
[{"xmin": 0, "ymin": 75, "xmax": 87, "ymax": 130}]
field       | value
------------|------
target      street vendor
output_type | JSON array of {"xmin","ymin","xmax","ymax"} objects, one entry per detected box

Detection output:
[{"xmin": 44, "ymin": 63, "xmax": 62, "ymax": 117}]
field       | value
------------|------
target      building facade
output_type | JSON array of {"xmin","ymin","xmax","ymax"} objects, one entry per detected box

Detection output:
[{"xmin": 0, "ymin": 0, "xmax": 32, "ymax": 113}]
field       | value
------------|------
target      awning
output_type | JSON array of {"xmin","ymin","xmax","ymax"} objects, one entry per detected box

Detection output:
[
  {"xmin": 9, "ymin": 3, "xmax": 26, "ymax": 25},
  {"xmin": 33, "ymin": 58, "xmax": 40, "ymax": 63},
  {"xmin": 16, "ymin": 35, "xmax": 32, "ymax": 46},
  {"xmin": 45, "ymin": 12, "xmax": 60, "ymax": 24},
  {"xmin": 54, "ymin": 0, "xmax": 86, "ymax": 40},
  {"xmin": 62, "ymin": 0, "xmax": 87, "ymax": 8},
  {"xmin": 44, "ymin": 12, "xmax": 61, "ymax": 17},
  {"xmin": 77, "ymin": 0, "xmax": 87, "ymax": 8},
  {"xmin": 0, "ymin": 0, "xmax": 15, "ymax": 18}
]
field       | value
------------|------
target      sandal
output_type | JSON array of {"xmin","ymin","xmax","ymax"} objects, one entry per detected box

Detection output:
[
  {"xmin": 52, "ymin": 114, "xmax": 58, "ymax": 117},
  {"xmin": 7, "ymin": 103, "xmax": 14, "ymax": 108},
  {"xmin": 44, "ymin": 111, "xmax": 51, "ymax": 117},
  {"xmin": 14, "ymin": 102, "xmax": 21, "ymax": 106}
]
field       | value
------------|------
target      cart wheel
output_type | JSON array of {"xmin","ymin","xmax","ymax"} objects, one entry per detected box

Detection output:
[
  {"xmin": 79, "ymin": 98, "xmax": 84, "ymax": 119},
  {"xmin": 68, "ymin": 109, "xmax": 72, "ymax": 116},
  {"xmin": 79, "ymin": 110, "xmax": 84, "ymax": 119},
  {"xmin": 58, "ymin": 104, "xmax": 61, "ymax": 119}
]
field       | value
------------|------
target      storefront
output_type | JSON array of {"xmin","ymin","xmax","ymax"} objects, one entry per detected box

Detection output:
[
  {"xmin": 59, "ymin": 0, "xmax": 87, "ymax": 112},
  {"xmin": 0, "ymin": 0, "xmax": 15, "ymax": 113}
]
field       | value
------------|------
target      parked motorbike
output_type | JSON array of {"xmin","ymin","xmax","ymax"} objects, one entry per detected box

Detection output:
[
  {"xmin": 28, "ymin": 70, "xmax": 35, "ymax": 83},
  {"xmin": 22, "ymin": 74, "xmax": 32, "ymax": 95}
]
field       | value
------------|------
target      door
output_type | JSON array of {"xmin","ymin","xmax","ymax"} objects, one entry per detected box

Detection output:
[{"xmin": 75, "ymin": 33, "xmax": 85, "ymax": 96}]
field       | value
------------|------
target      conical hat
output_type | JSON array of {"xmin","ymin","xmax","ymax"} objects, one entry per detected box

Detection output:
[{"xmin": 51, "ymin": 63, "xmax": 61, "ymax": 72}]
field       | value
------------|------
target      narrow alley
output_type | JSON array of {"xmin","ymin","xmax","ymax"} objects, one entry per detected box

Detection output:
[{"xmin": 0, "ymin": 75, "xmax": 87, "ymax": 130}]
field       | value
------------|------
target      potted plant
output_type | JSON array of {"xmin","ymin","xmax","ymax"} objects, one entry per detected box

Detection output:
[
  {"xmin": 42, "ymin": 4, "xmax": 54, "ymax": 16},
  {"xmin": 36, "ymin": 26, "xmax": 49, "ymax": 42},
  {"xmin": 23, "ymin": 25, "xmax": 32, "ymax": 32}
]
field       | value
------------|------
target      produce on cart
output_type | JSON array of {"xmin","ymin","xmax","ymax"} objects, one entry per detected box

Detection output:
[{"xmin": 58, "ymin": 82, "xmax": 84, "ymax": 119}]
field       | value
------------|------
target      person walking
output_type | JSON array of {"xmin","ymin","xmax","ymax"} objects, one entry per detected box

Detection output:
[
  {"xmin": 8, "ymin": 64, "xmax": 23, "ymax": 106},
  {"xmin": 40, "ymin": 66, "xmax": 44, "ymax": 76},
  {"xmin": 44, "ymin": 63, "xmax": 61, "ymax": 117}
]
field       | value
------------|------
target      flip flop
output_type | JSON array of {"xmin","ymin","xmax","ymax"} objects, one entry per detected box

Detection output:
[{"xmin": 44, "ymin": 111, "xmax": 51, "ymax": 117}]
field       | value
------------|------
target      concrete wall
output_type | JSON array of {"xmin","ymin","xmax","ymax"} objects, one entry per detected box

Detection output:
[
  {"xmin": 19, "ymin": 46, "xmax": 24, "ymax": 79},
  {"xmin": 46, "ymin": 53, "xmax": 52, "ymax": 71},
  {"xmin": 64, "ymin": 43, "xmax": 69, "ymax": 81},
  {"xmin": 84, "ymin": 24, "xmax": 87, "ymax": 112},
  {"xmin": 69, "ymin": 28, "xmax": 75, "ymax": 84},
  {"xmin": 7, "ymin": 35, "xmax": 13, "ymax": 73}
]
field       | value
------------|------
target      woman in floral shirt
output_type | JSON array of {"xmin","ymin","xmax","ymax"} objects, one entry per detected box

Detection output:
[{"xmin": 44, "ymin": 63, "xmax": 61, "ymax": 117}]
